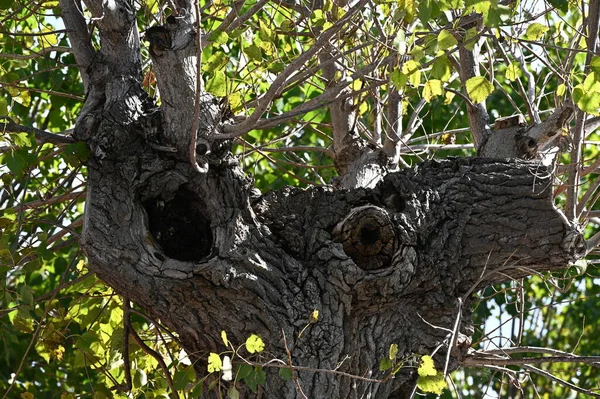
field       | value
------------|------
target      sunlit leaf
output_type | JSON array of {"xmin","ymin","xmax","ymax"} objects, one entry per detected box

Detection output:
[
  {"xmin": 401, "ymin": 60, "xmax": 421, "ymax": 87},
  {"xmin": 207, "ymin": 352, "xmax": 222, "ymax": 372},
  {"xmin": 524, "ymin": 23, "xmax": 549, "ymax": 41},
  {"xmin": 418, "ymin": 355, "xmax": 437, "ymax": 377},
  {"xmin": 505, "ymin": 63, "xmax": 520, "ymax": 81},
  {"xmin": 206, "ymin": 71, "xmax": 227, "ymax": 97},
  {"xmin": 423, "ymin": 79, "xmax": 443, "ymax": 102},
  {"xmin": 465, "ymin": 76, "xmax": 494, "ymax": 103},
  {"xmin": 246, "ymin": 334, "xmax": 265, "ymax": 354}
]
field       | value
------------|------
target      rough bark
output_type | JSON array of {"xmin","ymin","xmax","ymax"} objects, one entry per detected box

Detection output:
[{"xmin": 62, "ymin": 1, "xmax": 587, "ymax": 397}]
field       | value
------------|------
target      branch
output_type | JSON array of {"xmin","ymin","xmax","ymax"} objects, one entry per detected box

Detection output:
[
  {"xmin": 0, "ymin": 117, "xmax": 75, "ymax": 145},
  {"xmin": 221, "ymin": 0, "xmax": 370, "ymax": 136},
  {"xmin": 59, "ymin": 0, "xmax": 95, "ymax": 90},
  {"xmin": 566, "ymin": 0, "xmax": 600, "ymax": 220},
  {"xmin": 0, "ymin": 46, "xmax": 73, "ymax": 60}
]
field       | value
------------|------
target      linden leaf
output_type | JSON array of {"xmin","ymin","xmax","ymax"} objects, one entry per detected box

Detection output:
[
  {"xmin": 423, "ymin": 79, "xmax": 443, "ymax": 102},
  {"xmin": 524, "ymin": 23, "xmax": 549, "ymax": 41},
  {"xmin": 437, "ymin": 29, "xmax": 458, "ymax": 51},
  {"xmin": 246, "ymin": 334, "xmax": 265, "ymax": 354},
  {"xmin": 431, "ymin": 56, "xmax": 452, "ymax": 82},
  {"xmin": 505, "ymin": 63, "xmax": 521, "ymax": 82},
  {"xmin": 418, "ymin": 355, "xmax": 436, "ymax": 377},
  {"xmin": 207, "ymin": 352, "xmax": 223, "ymax": 373},
  {"xmin": 206, "ymin": 71, "xmax": 227, "ymax": 97},
  {"xmin": 401, "ymin": 60, "xmax": 421, "ymax": 87},
  {"xmin": 465, "ymin": 76, "xmax": 494, "ymax": 104}
]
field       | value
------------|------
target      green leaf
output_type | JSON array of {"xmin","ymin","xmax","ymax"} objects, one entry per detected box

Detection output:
[
  {"xmin": 576, "ymin": 91, "xmax": 600, "ymax": 115},
  {"xmin": 505, "ymin": 63, "xmax": 521, "ymax": 81},
  {"xmin": 63, "ymin": 142, "xmax": 90, "ymax": 166},
  {"xmin": 418, "ymin": 355, "xmax": 437, "ymax": 377},
  {"xmin": 379, "ymin": 357, "xmax": 393, "ymax": 371},
  {"xmin": 590, "ymin": 56, "xmax": 600, "ymax": 74},
  {"xmin": 243, "ymin": 43, "xmax": 262, "ymax": 62},
  {"xmin": 237, "ymin": 363, "xmax": 253, "ymax": 380},
  {"xmin": 431, "ymin": 56, "xmax": 452, "ymax": 82},
  {"xmin": 174, "ymin": 367, "xmax": 195, "ymax": 390},
  {"xmin": 437, "ymin": 29, "xmax": 458, "ymax": 51},
  {"xmin": 524, "ymin": 23, "xmax": 549, "ymax": 41},
  {"xmin": 463, "ymin": 27, "xmax": 479, "ymax": 51},
  {"xmin": 245, "ymin": 333, "xmax": 265, "ymax": 354},
  {"xmin": 227, "ymin": 386, "xmax": 240, "ymax": 399},
  {"xmin": 133, "ymin": 368, "xmax": 147, "ymax": 388},
  {"xmin": 439, "ymin": 0, "xmax": 464, "ymax": 10},
  {"xmin": 209, "ymin": 30, "xmax": 229, "ymax": 46},
  {"xmin": 465, "ymin": 76, "xmax": 494, "ymax": 103},
  {"xmin": 12, "ymin": 132, "xmax": 34, "ymax": 148},
  {"xmin": 207, "ymin": 353, "xmax": 222, "ymax": 372},
  {"xmin": 422, "ymin": 79, "xmax": 443, "ymax": 102},
  {"xmin": 401, "ymin": 60, "xmax": 421, "ymax": 87},
  {"xmin": 206, "ymin": 71, "xmax": 227, "ymax": 97},
  {"xmin": 278, "ymin": 367, "xmax": 294, "ymax": 381},
  {"xmin": 0, "ymin": 0, "xmax": 12, "ymax": 10},
  {"xmin": 390, "ymin": 70, "xmax": 407, "ymax": 90},
  {"xmin": 547, "ymin": 0, "xmax": 568, "ymax": 13},
  {"xmin": 0, "ymin": 97, "xmax": 8, "ymax": 115}
]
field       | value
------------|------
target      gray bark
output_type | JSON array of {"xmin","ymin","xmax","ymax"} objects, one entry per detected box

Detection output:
[{"xmin": 62, "ymin": 1, "xmax": 587, "ymax": 398}]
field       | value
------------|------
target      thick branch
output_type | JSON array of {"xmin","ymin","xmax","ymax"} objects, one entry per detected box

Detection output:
[{"xmin": 59, "ymin": 0, "xmax": 95, "ymax": 90}]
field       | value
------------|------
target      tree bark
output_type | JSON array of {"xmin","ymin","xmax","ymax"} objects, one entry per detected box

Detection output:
[{"xmin": 62, "ymin": 1, "xmax": 587, "ymax": 397}]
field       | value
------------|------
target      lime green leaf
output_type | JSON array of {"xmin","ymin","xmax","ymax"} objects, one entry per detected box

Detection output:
[
  {"xmin": 221, "ymin": 330, "xmax": 229, "ymax": 347},
  {"xmin": 278, "ymin": 367, "xmax": 294, "ymax": 381},
  {"xmin": 401, "ymin": 60, "xmax": 421, "ymax": 87},
  {"xmin": 556, "ymin": 83, "xmax": 566, "ymax": 97},
  {"xmin": 505, "ymin": 63, "xmax": 521, "ymax": 81},
  {"xmin": 389, "ymin": 343, "xmax": 399, "ymax": 360},
  {"xmin": 439, "ymin": 0, "xmax": 464, "ymax": 10},
  {"xmin": 398, "ymin": 0, "xmax": 417, "ymax": 23},
  {"xmin": 12, "ymin": 132, "xmax": 33, "ymax": 148},
  {"xmin": 418, "ymin": 355, "xmax": 437, "ymax": 377},
  {"xmin": 465, "ymin": 76, "xmax": 494, "ymax": 103},
  {"xmin": 437, "ymin": 29, "xmax": 458, "ymax": 51},
  {"xmin": 591, "ymin": 56, "xmax": 600, "ymax": 74},
  {"xmin": 246, "ymin": 334, "xmax": 265, "ymax": 354},
  {"xmin": 417, "ymin": 373, "xmax": 447, "ymax": 395},
  {"xmin": 379, "ymin": 356, "xmax": 393, "ymax": 371},
  {"xmin": 576, "ymin": 91, "xmax": 600, "ymax": 115},
  {"xmin": 431, "ymin": 56, "xmax": 452, "ymax": 82},
  {"xmin": 422, "ymin": 79, "xmax": 443, "ymax": 102},
  {"xmin": 524, "ymin": 23, "xmax": 549, "ymax": 41},
  {"xmin": 207, "ymin": 353, "xmax": 222, "ymax": 372},
  {"xmin": 210, "ymin": 30, "xmax": 229, "ymax": 46},
  {"xmin": 206, "ymin": 71, "xmax": 227, "ymax": 97}
]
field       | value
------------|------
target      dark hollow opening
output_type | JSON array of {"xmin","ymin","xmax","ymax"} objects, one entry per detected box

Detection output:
[
  {"xmin": 144, "ymin": 189, "xmax": 213, "ymax": 261},
  {"xmin": 359, "ymin": 225, "xmax": 380, "ymax": 245}
]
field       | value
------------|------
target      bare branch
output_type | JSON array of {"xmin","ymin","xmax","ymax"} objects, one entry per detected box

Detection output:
[
  {"xmin": 59, "ymin": 0, "xmax": 95, "ymax": 90},
  {"xmin": 1, "ymin": 117, "xmax": 75, "ymax": 145}
]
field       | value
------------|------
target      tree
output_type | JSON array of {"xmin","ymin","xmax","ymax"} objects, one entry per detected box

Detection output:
[{"xmin": 1, "ymin": 0, "xmax": 599, "ymax": 398}]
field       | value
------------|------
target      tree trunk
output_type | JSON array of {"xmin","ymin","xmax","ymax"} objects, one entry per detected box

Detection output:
[{"xmin": 64, "ymin": 2, "xmax": 587, "ymax": 397}]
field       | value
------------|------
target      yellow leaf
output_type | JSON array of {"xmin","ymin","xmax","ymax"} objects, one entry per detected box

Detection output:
[
  {"xmin": 418, "ymin": 355, "xmax": 436, "ymax": 377},
  {"xmin": 39, "ymin": 26, "xmax": 58, "ymax": 47},
  {"xmin": 422, "ymin": 79, "xmax": 443, "ymax": 102},
  {"xmin": 245, "ymin": 334, "xmax": 265, "ymax": 354},
  {"xmin": 221, "ymin": 330, "xmax": 229, "ymax": 347},
  {"xmin": 207, "ymin": 353, "xmax": 222, "ymax": 373},
  {"xmin": 389, "ymin": 343, "xmax": 398, "ymax": 360},
  {"xmin": 21, "ymin": 393, "xmax": 34, "ymax": 399},
  {"xmin": 465, "ymin": 76, "xmax": 494, "ymax": 104},
  {"xmin": 310, "ymin": 309, "xmax": 319, "ymax": 323},
  {"xmin": 401, "ymin": 60, "xmax": 421, "ymax": 87}
]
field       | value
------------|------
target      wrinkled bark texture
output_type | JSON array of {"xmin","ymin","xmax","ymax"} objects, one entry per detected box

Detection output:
[{"xmin": 65, "ymin": 2, "xmax": 587, "ymax": 397}]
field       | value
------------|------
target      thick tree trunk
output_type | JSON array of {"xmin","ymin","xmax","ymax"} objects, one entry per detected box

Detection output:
[
  {"xmin": 64, "ymin": 2, "xmax": 587, "ymax": 397},
  {"xmin": 77, "ymin": 99, "xmax": 586, "ymax": 397}
]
